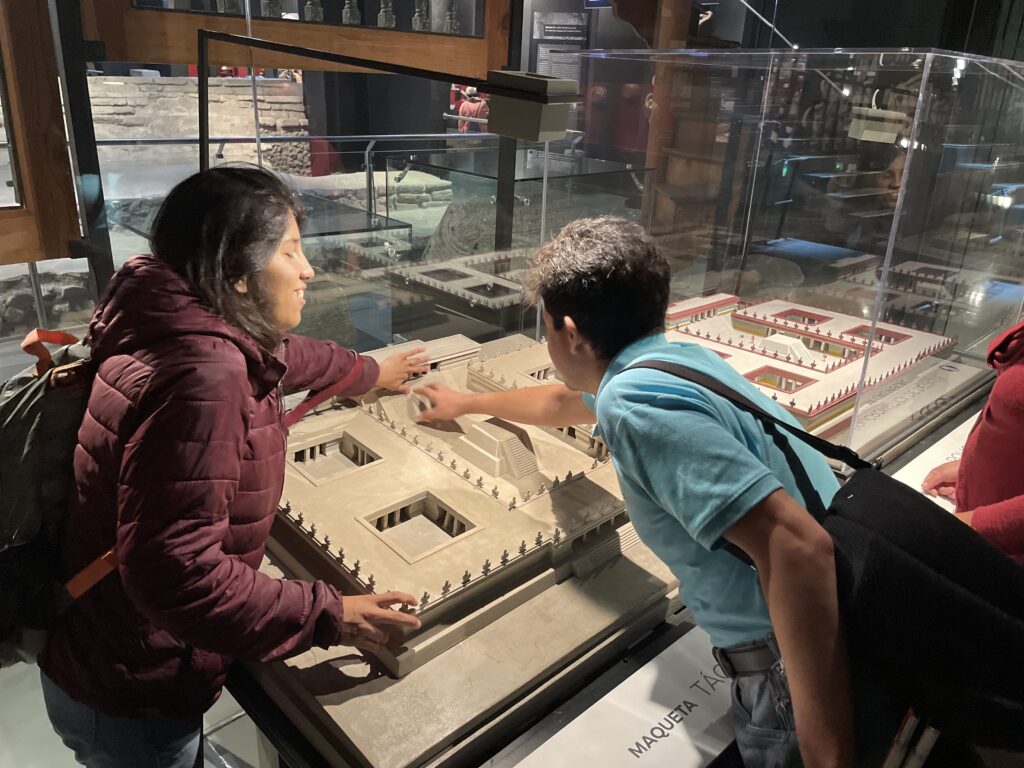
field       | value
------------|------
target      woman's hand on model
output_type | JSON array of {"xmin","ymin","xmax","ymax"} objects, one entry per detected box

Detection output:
[
  {"xmin": 414, "ymin": 382, "xmax": 472, "ymax": 423},
  {"xmin": 921, "ymin": 459, "xmax": 960, "ymax": 500},
  {"xmin": 341, "ymin": 591, "xmax": 422, "ymax": 653},
  {"xmin": 375, "ymin": 348, "xmax": 430, "ymax": 392}
]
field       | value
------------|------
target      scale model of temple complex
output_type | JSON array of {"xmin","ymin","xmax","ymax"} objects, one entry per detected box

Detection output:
[
  {"xmin": 258, "ymin": 299, "xmax": 964, "ymax": 768},
  {"xmin": 665, "ymin": 294, "xmax": 959, "ymax": 437},
  {"xmin": 260, "ymin": 334, "xmax": 677, "ymax": 768}
]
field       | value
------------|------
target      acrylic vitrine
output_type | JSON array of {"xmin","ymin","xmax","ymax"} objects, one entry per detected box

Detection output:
[
  {"xmin": 89, "ymin": 42, "xmax": 1024, "ymax": 768},
  {"xmin": 565, "ymin": 47, "xmax": 1024, "ymax": 459}
]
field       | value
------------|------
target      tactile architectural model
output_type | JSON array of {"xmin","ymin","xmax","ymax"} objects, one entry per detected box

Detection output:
[
  {"xmin": 261, "ymin": 335, "xmax": 675, "ymax": 768},
  {"xmin": 665, "ymin": 295, "xmax": 958, "ymax": 435},
  {"xmin": 272, "ymin": 335, "xmax": 653, "ymax": 675}
]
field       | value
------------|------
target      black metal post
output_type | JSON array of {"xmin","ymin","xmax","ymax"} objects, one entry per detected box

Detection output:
[
  {"xmin": 50, "ymin": 0, "xmax": 115, "ymax": 292},
  {"xmin": 506, "ymin": 0, "xmax": 524, "ymax": 72},
  {"xmin": 494, "ymin": 135, "xmax": 517, "ymax": 254},
  {"xmin": 199, "ymin": 30, "xmax": 210, "ymax": 172}
]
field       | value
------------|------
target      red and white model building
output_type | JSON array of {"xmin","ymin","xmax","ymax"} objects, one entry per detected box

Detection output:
[{"xmin": 665, "ymin": 295, "xmax": 957, "ymax": 435}]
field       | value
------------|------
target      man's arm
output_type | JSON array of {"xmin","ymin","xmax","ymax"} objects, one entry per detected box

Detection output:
[
  {"xmin": 416, "ymin": 382, "xmax": 592, "ymax": 427},
  {"xmin": 725, "ymin": 489, "xmax": 854, "ymax": 768}
]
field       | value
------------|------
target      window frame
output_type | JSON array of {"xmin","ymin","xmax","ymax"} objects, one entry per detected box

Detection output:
[{"xmin": 0, "ymin": 1, "xmax": 79, "ymax": 265}]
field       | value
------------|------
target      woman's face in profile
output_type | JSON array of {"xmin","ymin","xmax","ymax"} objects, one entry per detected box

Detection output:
[
  {"xmin": 261, "ymin": 213, "xmax": 314, "ymax": 334},
  {"xmin": 881, "ymin": 153, "xmax": 907, "ymax": 208}
]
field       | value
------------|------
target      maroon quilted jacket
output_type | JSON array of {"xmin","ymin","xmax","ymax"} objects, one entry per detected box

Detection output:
[{"xmin": 39, "ymin": 254, "xmax": 380, "ymax": 718}]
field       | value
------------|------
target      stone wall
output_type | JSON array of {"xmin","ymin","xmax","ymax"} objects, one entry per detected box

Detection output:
[{"xmin": 89, "ymin": 76, "xmax": 310, "ymax": 175}]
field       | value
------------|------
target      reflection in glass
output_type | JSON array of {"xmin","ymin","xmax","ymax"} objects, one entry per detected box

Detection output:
[
  {"xmin": 0, "ymin": 45, "xmax": 20, "ymax": 208},
  {"xmin": 130, "ymin": 0, "xmax": 486, "ymax": 36},
  {"xmin": 569, "ymin": 49, "xmax": 1024, "ymax": 458}
]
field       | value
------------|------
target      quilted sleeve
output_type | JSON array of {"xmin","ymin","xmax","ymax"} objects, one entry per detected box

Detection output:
[
  {"xmin": 278, "ymin": 334, "xmax": 379, "ymax": 396},
  {"xmin": 115, "ymin": 345, "xmax": 346, "ymax": 660}
]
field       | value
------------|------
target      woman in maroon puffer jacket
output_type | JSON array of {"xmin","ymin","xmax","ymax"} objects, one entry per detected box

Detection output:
[{"xmin": 39, "ymin": 167, "xmax": 425, "ymax": 768}]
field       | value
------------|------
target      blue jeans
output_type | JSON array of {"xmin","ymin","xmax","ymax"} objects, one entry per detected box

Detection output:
[
  {"xmin": 728, "ymin": 651, "xmax": 802, "ymax": 768},
  {"xmin": 40, "ymin": 671, "xmax": 202, "ymax": 768}
]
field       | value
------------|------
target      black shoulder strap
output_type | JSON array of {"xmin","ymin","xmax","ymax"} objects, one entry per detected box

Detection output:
[{"xmin": 623, "ymin": 360, "xmax": 873, "ymax": 471}]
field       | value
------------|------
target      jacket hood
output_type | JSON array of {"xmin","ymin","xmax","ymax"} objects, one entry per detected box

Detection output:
[
  {"xmin": 988, "ymin": 317, "xmax": 1024, "ymax": 372},
  {"xmin": 87, "ymin": 254, "xmax": 284, "ymax": 388}
]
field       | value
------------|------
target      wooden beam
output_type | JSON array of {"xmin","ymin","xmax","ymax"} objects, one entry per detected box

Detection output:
[
  {"xmin": 82, "ymin": 0, "xmax": 510, "ymax": 80},
  {"xmin": 0, "ymin": 211, "xmax": 43, "ymax": 265},
  {"xmin": 0, "ymin": 0, "xmax": 79, "ymax": 263},
  {"xmin": 484, "ymin": 0, "xmax": 512, "ymax": 74}
]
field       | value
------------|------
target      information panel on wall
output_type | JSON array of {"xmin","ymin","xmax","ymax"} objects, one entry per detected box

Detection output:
[{"xmin": 530, "ymin": 11, "xmax": 588, "ymax": 80}]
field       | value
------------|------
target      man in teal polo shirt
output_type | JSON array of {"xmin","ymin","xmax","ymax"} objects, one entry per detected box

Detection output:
[{"xmin": 417, "ymin": 217, "xmax": 871, "ymax": 767}]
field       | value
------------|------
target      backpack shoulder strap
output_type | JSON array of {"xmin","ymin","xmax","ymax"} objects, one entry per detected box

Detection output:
[{"xmin": 622, "ymin": 360, "xmax": 872, "ymax": 471}]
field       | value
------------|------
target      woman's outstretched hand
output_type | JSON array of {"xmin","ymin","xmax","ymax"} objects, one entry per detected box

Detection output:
[
  {"xmin": 340, "ymin": 591, "xmax": 421, "ymax": 652},
  {"xmin": 376, "ymin": 348, "xmax": 430, "ymax": 392}
]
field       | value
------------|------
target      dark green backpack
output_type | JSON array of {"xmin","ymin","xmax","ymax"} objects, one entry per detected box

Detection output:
[{"xmin": 0, "ymin": 330, "xmax": 94, "ymax": 666}]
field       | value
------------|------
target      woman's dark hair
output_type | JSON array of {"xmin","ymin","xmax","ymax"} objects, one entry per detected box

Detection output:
[{"xmin": 149, "ymin": 165, "xmax": 305, "ymax": 351}]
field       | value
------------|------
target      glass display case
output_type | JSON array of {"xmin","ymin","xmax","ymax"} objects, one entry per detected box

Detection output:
[
  {"xmin": 566, "ymin": 48, "xmax": 1024, "ymax": 460},
  {"xmin": 131, "ymin": 0, "xmax": 487, "ymax": 38},
  {"xmin": 69, "ymin": 46, "xmax": 1024, "ymax": 767}
]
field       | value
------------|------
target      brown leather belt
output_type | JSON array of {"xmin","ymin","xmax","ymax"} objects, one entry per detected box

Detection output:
[{"xmin": 712, "ymin": 635, "xmax": 780, "ymax": 678}]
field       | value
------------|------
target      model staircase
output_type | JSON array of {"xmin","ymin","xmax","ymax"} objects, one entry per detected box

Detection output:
[
  {"xmin": 501, "ymin": 436, "xmax": 538, "ymax": 479},
  {"xmin": 789, "ymin": 340, "xmax": 816, "ymax": 365},
  {"xmin": 573, "ymin": 523, "xmax": 640, "ymax": 578}
]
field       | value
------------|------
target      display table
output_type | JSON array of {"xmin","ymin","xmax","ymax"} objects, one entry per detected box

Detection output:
[{"xmin": 227, "ymin": 404, "xmax": 985, "ymax": 768}]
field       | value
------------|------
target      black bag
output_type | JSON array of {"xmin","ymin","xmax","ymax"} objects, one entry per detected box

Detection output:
[
  {"xmin": 0, "ymin": 331, "xmax": 95, "ymax": 666},
  {"xmin": 625, "ymin": 360, "xmax": 1024, "ymax": 749}
]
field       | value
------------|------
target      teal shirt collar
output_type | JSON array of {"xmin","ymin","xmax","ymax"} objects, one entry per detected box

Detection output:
[{"xmin": 595, "ymin": 333, "xmax": 670, "ymax": 401}]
